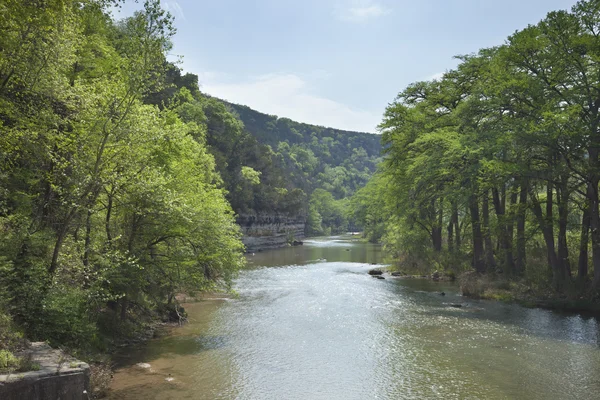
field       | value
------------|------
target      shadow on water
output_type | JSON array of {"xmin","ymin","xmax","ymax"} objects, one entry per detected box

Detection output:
[
  {"xmin": 388, "ymin": 277, "xmax": 600, "ymax": 347},
  {"xmin": 112, "ymin": 334, "xmax": 230, "ymax": 368},
  {"xmin": 247, "ymin": 235, "xmax": 386, "ymax": 268}
]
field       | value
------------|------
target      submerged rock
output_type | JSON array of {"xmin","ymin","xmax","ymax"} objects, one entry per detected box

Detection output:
[
  {"xmin": 391, "ymin": 272, "xmax": 403, "ymax": 277},
  {"xmin": 376, "ymin": 276, "xmax": 385, "ymax": 280},
  {"xmin": 450, "ymin": 303, "xmax": 462, "ymax": 308}
]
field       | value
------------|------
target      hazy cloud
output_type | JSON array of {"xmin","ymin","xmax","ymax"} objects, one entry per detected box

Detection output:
[
  {"xmin": 336, "ymin": 1, "xmax": 390, "ymax": 22},
  {"xmin": 199, "ymin": 73, "xmax": 380, "ymax": 133},
  {"xmin": 163, "ymin": 0, "xmax": 185, "ymax": 20}
]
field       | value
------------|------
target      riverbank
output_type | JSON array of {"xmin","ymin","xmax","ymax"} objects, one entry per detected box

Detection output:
[
  {"xmin": 376, "ymin": 266, "xmax": 600, "ymax": 316},
  {"xmin": 459, "ymin": 271, "xmax": 600, "ymax": 316}
]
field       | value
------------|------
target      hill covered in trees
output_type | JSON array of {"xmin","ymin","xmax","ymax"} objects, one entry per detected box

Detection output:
[
  {"xmin": 352, "ymin": 0, "xmax": 600, "ymax": 301},
  {"xmin": 224, "ymin": 102, "xmax": 381, "ymax": 234},
  {"xmin": 145, "ymin": 66, "xmax": 382, "ymax": 235}
]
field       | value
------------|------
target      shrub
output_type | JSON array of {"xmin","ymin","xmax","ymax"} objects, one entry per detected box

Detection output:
[{"xmin": 0, "ymin": 349, "xmax": 19, "ymax": 371}]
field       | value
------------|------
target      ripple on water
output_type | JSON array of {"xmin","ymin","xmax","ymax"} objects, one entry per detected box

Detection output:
[{"xmin": 109, "ymin": 237, "xmax": 600, "ymax": 400}]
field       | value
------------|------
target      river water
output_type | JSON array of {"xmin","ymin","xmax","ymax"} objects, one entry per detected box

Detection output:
[{"xmin": 108, "ymin": 236, "xmax": 600, "ymax": 399}]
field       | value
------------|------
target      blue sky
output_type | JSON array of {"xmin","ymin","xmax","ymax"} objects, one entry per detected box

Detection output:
[{"xmin": 115, "ymin": 0, "xmax": 578, "ymax": 132}]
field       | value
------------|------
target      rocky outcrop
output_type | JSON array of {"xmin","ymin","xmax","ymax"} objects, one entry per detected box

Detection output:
[
  {"xmin": 237, "ymin": 213, "xmax": 305, "ymax": 252},
  {"xmin": 0, "ymin": 343, "xmax": 90, "ymax": 400}
]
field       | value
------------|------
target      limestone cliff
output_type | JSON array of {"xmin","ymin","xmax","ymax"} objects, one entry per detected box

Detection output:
[{"xmin": 237, "ymin": 213, "xmax": 305, "ymax": 252}]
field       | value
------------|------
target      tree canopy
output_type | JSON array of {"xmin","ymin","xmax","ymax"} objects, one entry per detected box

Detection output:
[
  {"xmin": 354, "ymin": 0, "xmax": 600, "ymax": 297},
  {"xmin": 0, "ymin": 0, "xmax": 244, "ymax": 350}
]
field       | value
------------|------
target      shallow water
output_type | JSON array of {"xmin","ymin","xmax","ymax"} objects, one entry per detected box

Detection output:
[{"xmin": 109, "ymin": 236, "xmax": 600, "ymax": 399}]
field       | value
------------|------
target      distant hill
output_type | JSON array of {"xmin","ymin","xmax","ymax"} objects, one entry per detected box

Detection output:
[
  {"xmin": 223, "ymin": 101, "xmax": 382, "ymax": 202},
  {"xmin": 144, "ymin": 65, "xmax": 382, "ymax": 220},
  {"xmin": 225, "ymin": 102, "xmax": 381, "ymax": 161}
]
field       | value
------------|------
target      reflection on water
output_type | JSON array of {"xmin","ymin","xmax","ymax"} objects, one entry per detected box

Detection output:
[{"xmin": 109, "ymin": 236, "xmax": 600, "ymax": 400}]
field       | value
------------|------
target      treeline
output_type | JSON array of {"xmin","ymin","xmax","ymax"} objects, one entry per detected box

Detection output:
[
  {"xmin": 226, "ymin": 103, "xmax": 381, "ymax": 234},
  {"xmin": 0, "ymin": 0, "xmax": 244, "ymax": 351},
  {"xmin": 353, "ymin": 0, "xmax": 600, "ymax": 295}
]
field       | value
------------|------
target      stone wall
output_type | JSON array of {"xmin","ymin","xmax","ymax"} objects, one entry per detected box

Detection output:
[
  {"xmin": 237, "ymin": 213, "xmax": 305, "ymax": 252},
  {"xmin": 0, "ymin": 343, "xmax": 90, "ymax": 400}
]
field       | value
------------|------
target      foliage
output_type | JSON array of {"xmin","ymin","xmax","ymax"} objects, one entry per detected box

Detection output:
[
  {"xmin": 358, "ymin": 0, "xmax": 600, "ymax": 297},
  {"xmin": 0, "ymin": 0, "xmax": 244, "ymax": 352}
]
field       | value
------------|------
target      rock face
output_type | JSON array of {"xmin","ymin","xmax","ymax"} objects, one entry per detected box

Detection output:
[
  {"xmin": 238, "ymin": 213, "xmax": 305, "ymax": 252},
  {"xmin": 0, "ymin": 342, "xmax": 90, "ymax": 400}
]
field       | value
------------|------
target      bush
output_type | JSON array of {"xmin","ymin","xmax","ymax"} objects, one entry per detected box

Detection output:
[
  {"xmin": 30, "ymin": 285, "xmax": 99, "ymax": 350},
  {"xmin": 0, "ymin": 349, "xmax": 19, "ymax": 371},
  {"xmin": 0, "ymin": 310, "xmax": 26, "ymax": 353},
  {"xmin": 459, "ymin": 271, "xmax": 515, "ymax": 302}
]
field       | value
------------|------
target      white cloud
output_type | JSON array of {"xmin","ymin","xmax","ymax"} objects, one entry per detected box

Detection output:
[
  {"xmin": 335, "ymin": 1, "xmax": 390, "ymax": 22},
  {"xmin": 199, "ymin": 73, "xmax": 380, "ymax": 133},
  {"xmin": 162, "ymin": 0, "xmax": 185, "ymax": 20}
]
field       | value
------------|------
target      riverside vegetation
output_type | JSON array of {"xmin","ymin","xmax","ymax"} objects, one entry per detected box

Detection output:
[
  {"xmin": 351, "ymin": 0, "xmax": 600, "ymax": 310},
  {"xmin": 0, "ymin": 0, "xmax": 380, "ymax": 388}
]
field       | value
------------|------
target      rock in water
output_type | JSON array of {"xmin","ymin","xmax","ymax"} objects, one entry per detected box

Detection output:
[{"xmin": 368, "ymin": 269, "xmax": 383, "ymax": 276}]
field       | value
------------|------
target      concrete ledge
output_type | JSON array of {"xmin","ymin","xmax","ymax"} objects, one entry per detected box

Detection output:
[{"xmin": 0, "ymin": 343, "xmax": 90, "ymax": 400}]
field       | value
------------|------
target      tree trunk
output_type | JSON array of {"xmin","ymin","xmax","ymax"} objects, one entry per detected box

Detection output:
[
  {"xmin": 447, "ymin": 213, "xmax": 454, "ymax": 253},
  {"xmin": 454, "ymin": 207, "xmax": 461, "ymax": 251},
  {"xmin": 432, "ymin": 198, "xmax": 443, "ymax": 252},
  {"xmin": 492, "ymin": 186, "xmax": 515, "ymax": 273},
  {"xmin": 557, "ymin": 175, "xmax": 571, "ymax": 280},
  {"xmin": 105, "ymin": 188, "xmax": 114, "ymax": 246},
  {"xmin": 469, "ymin": 194, "xmax": 485, "ymax": 273},
  {"xmin": 120, "ymin": 297, "xmax": 128, "ymax": 321},
  {"xmin": 482, "ymin": 190, "xmax": 496, "ymax": 270},
  {"xmin": 530, "ymin": 188, "xmax": 563, "ymax": 290},
  {"xmin": 515, "ymin": 181, "xmax": 528, "ymax": 275},
  {"xmin": 587, "ymin": 177, "xmax": 600, "ymax": 288},
  {"xmin": 83, "ymin": 209, "xmax": 92, "ymax": 267},
  {"xmin": 578, "ymin": 206, "xmax": 590, "ymax": 285}
]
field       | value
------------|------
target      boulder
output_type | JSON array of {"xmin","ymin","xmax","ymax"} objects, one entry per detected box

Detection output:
[
  {"xmin": 391, "ymin": 272, "xmax": 403, "ymax": 277},
  {"xmin": 368, "ymin": 269, "xmax": 383, "ymax": 276}
]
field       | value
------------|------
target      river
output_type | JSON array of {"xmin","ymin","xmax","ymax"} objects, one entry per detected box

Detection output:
[{"xmin": 108, "ymin": 236, "xmax": 600, "ymax": 399}]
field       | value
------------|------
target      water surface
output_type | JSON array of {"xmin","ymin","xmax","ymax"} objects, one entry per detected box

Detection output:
[{"xmin": 109, "ymin": 236, "xmax": 600, "ymax": 399}]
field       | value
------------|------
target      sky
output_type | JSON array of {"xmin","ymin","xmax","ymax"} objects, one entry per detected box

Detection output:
[{"xmin": 114, "ymin": 0, "xmax": 579, "ymax": 133}]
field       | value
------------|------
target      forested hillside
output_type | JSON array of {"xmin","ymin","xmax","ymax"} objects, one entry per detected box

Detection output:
[
  {"xmin": 352, "ymin": 0, "xmax": 600, "ymax": 300},
  {"xmin": 225, "ymin": 102, "xmax": 381, "ymax": 234},
  {"xmin": 145, "ymin": 69, "xmax": 382, "ymax": 234}
]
